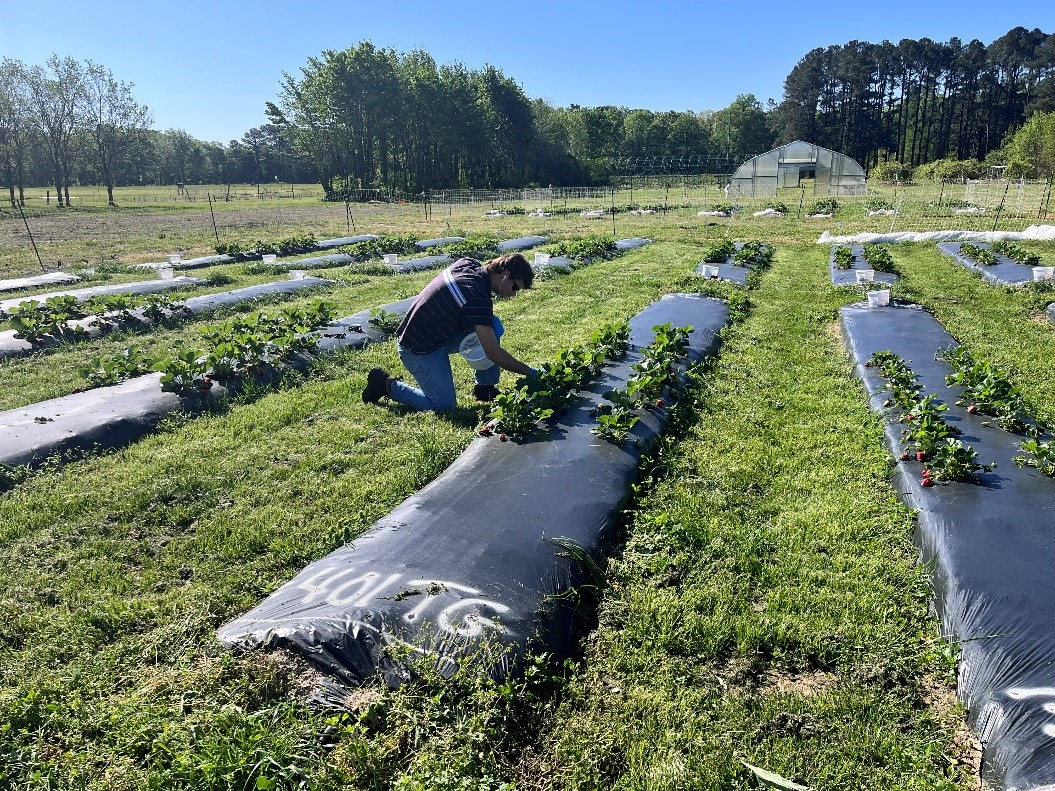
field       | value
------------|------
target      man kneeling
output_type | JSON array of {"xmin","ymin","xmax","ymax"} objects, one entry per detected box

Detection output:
[{"xmin": 362, "ymin": 253, "xmax": 536, "ymax": 411}]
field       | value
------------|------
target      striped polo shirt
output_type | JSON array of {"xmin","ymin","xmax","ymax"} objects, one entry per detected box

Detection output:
[{"xmin": 397, "ymin": 258, "xmax": 494, "ymax": 354}]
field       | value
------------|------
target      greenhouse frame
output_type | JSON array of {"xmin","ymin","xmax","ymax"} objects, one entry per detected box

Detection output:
[{"xmin": 728, "ymin": 141, "xmax": 867, "ymax": 198}]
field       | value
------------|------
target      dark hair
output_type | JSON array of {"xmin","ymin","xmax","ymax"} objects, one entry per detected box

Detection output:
[{"xmin": 484, "ymin": 253, "xmax": 533, "ymax": 289}]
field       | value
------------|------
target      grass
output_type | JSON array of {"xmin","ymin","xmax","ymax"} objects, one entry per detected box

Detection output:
[{"xmin": 2, "ymin": 195, "xmax": 1053, "ymax": 788}]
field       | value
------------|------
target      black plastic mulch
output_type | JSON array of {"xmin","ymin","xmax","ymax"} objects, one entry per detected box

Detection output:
[
  {"xmin": 841, "ymin": 299, "xmax": 1055, "ymax": 791},
  {"xmin": 217, "ymin": 294, "xmax": 731, "ymax": 688}
]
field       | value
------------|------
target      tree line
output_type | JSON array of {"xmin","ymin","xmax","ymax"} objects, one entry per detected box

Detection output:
[
  {"xmin": 3, "ymin": 27, "xmax": 1054, "ymax": 205},
  {"xmin": 770, "ymin": 26, "xmax": 1055, "ymax": 172}
]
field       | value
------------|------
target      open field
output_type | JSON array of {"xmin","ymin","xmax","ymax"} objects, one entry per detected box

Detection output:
[{"xmin": 1, "ymin": 192, "xmax": 1054, "ymax": 789}]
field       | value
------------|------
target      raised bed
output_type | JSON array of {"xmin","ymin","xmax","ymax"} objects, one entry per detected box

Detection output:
[
  {"xmin": 0, "ymin": 277, "xmax": 206, "ymax": 316},
  {"xmin": 829, "ymin": 244, "xmax": 899, "ymax": 287},
  {"xmin": 841, "ymin": 300, "xmax": 1055, "ymax": 790},
  {"xmin": 416, "ymin": 237, "xmax": 464, "ymax": 249},
  {"xmin": 217, "ymin": 293, "xmax": 730, "ymax": 686},
  {"xmin": 0, "ymin": 272, "xmax": 80, "ymax": 292},
  {"xmin": 695, "ymin": 242, "xmax": 773, "ymax": 286},
  {"xmin": 614, "ymin": 237, "xmax": 652, "ymax": 250},
  {"xmin": 317, "ymin": 234, "xmax": 381, "ymax": 250},
  {"xmin": 496, "ymin": 235, "xmax": 548, "ymax": 252},
  {"xmin": 937, "ymin": 242, "xmax": 1035, "ymax": 287},
  {"xmin": 0, "ymin": 297, "xmax": 414, "ymax": 469},
  {"xmin": 0, "ymin": 277, "xmax": 332, "ymax": 359},
  {"xmin": 134, "ymin": 254, "xmax": 232, "ymax": 271}
]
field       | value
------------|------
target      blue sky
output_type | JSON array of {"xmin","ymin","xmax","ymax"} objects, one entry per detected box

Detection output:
[{"xmin": 4, "ymin": 0, "xmax": 1053, "ymax": 144}]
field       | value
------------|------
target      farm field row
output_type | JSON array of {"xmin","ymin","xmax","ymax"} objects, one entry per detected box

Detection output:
[{"xmin": 1, "ymin": 224, "xmax": 1054, "ymax": 788}]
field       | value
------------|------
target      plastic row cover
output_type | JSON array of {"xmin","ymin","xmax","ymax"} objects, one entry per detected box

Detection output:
[
  {"xmin": 0, "ymin": 277, "xmax": 205, "ymax": 315},
  {"xmin": 0, "ymin": 298, "xmax": 415, "ymax": 469},
  {"xmin": 841, "ymin": 301, "xmax": 1055, "ymax": 791},
  {"xmin": 818, "ymin": 225, "xmax": 1055, "ymax": 245},
  {"xmin": 0, "ymin": 272, "xmax": 80, "ymax": 293},
  {"xmin": 217, "ymin": 294, "xmax": 730, "ymax": 687},
  {"xmin": 936, "ymin": 242, "xmax": 1034, "ymax": 286},
  {"xmin": 0, "ymin": 278, "xmax": 332, "ymax": 359},
  {"xmin": 827, "ymin": 245, "xmax": 898, "ymax": 287}
]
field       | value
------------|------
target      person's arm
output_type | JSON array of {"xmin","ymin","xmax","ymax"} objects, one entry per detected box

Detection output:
[{"xmin": 475, "ymin": 323, "xmax": 531, "ymax": 375}]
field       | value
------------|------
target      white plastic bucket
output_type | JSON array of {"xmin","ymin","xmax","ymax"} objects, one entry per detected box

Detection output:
[
  {"xmin": 383, "ymin": 253, "xmax": 398, "ymax": 265},
  {"xmin": 856, "ymin": 269, "xmax": 875, "ymax": 283},
  {"xmin": 534, "ymin": 252, "xmax": 550, "ymax": 266},
  {"xmin": 262, "ymin": 254, "xmax": 277, "ymax": 265},
  {"xmin": 166, "ymin": 254, "xmax": 181, "ymax": 265},
  {"xmin": 459, "ymin": 316, "xmax": 504, "ymax": 370},
  {"xmin": 288, "ymin": 270, "xmax": 307, "ymax": 280},
  {"xmin": 867, "ymin": 289, "xmax": 890, "ymax": 308},
  {"xmin": 1032, "ymin": 266, "xmax": 1054, "ymax": 281},
  {"xmin": 703, "ymin": 264, "xmax": 720, "ymax": 278},
  {"xmin": 156, "ymin": 266, "xmax": 175, "ymax": 280}
]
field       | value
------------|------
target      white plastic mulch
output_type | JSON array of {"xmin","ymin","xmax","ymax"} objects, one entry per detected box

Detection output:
[
  {"xmin": 817, "ymin": 224, "xmax": 1055, "ymax": 245},
  {"xmin": 697, "ymin": 210, "xmax": 730, "ymax": 217},
  {"xmin": 753, "ymin": 208, "xmax": 785, "ymax": 218},
  {"xmin": 581, "ymin": 210, "xmax": 607, "ymax": 219},
  {"xmin": 867, "ymin": 209, "xmax": 897, "ymax": 216}
]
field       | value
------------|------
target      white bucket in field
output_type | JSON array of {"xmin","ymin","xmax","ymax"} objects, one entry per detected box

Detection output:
[
  {"xmin": 288, "ymin": 270, "xmax": 307, "ymax": 280},
  {"xmin": 1032, "ymin": 266, "xmax": 1054, "ymax": 281},
  {"xmin": 534, "ymin": 252, "xmax": 550, "ymax": 266},
  {"xmin": 383, "ymin": 253, "xmax": 398, "ymax": 265},
  {"xmin": 157, "ymin": 266, "xmax": 175, "ymax": 280},
  {"xmin": 262, "ymin": 254, "xmax": 277, "ymax": 265},
  {"xmin": 867, "ymin": 289, "xmax": 891, "ymax": 308},
  {"xmin": 703, "ymin": 264, "xmax": 720, "ymax": 278},
  {"xmin": 166, "ymin": 254, "xmax": 181, "ymax": 265},
  {"xmin": 856, "ymin": 269, "xmax": 875, "ymax": 283}
]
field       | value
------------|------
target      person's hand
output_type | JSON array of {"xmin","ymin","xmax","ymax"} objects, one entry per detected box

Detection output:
[{"xmin": 521, "ymin": 366, "xmax": 545, "ymax": 393}]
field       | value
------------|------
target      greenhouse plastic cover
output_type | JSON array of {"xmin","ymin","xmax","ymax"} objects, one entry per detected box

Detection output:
[
  {"xmin": 0, "ymin": 271, "xmax": 80, "ymax": 292},
  {"xmin": 818, "ymin": 224, "xmax": 1055, "ymax": 245},
  {"xmin": 0, "ymin": 276, "xmax": 205, "ymax": 315},
  {"xmin": 827, "ymin": 245, "xmax": 898, "ymax": 287},
  {"xmin": 937, "ymin": 242, "xmax": 1035, "ymax": 287},
  {"xmin": 841, "ymin": 301, "xmax": 1055, "ymax": 791},
  {"xmin": 0, "ymin": 297, "xmax": 413, "ymax": 469},
  {"xmin": 0, "ymin": 277, "xmax": 331, "ymax": 359},
  {"xmin": 217, "ymin": 294, "xmax": 730, "ymax": 687}
]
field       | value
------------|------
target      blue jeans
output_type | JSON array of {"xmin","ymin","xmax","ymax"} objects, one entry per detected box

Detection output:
[{"xmin": 391, "ymin": 331, "xmax": 500, "ymax": 411}]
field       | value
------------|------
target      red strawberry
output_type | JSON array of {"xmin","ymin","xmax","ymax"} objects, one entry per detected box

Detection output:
[
  {"xmin": 922, "ymin": 469, "xmax": 932, "ymax": 478},
  {"xmin": 916, "ymin": 451, "xmax": 926, "ymax": 462},
  {"xmin": 921, "ymin": 477, "xmax": 935, "ymax": 487},
  {"xmin": 499, "ymin": 433, "xmax": 508, "ymax": 442},
  {"xmin": 966, "ymin": 404, "xmax": 978, "ymax": 414},
  {"xmin": 899, "ymin": 452, "xmax": 910, "ymax": 461},
  {"xmin": 654, "ymin": 398, "xmax": 666, "ymax": 408},
  {"xmin": 478, "ymin": 428, "xmax": 492, "ymax": 437}
]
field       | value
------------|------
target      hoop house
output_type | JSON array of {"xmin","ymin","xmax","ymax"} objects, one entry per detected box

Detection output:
[{"xmin": 729, "ymin": 141, "xmax": 866, "ymax": 198}]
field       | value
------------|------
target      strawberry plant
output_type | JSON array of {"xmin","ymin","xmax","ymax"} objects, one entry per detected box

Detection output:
[
  {"xmin": 733, "ymin": 240, "xmax": 773, "ymax": 268},
  {"xmin": 866, "ymin": 198, "xmax": 894, "ymax": 212},
  {"xmin": 924, "ymin": 439, "xmax": 994, "ymax": 482},
  {"xmin": 807, "ymin": 198, "xmax": 839, "ymax": 215},
  {"xmin": 958, "ymin": 242, "xmax": 997, "ymax": 266},
  {"xmin": 710, "ymin": 202, "xmax": 734, "ymax": 214},
  {"xmin": 939, "ymin": 347, "xmax": 1028, "ymax": 431},
  {"xmin": 9, "ymin": 297, "xmax": 87, "ymax": 344},
  {"xmin": 80, "ymin": 346, "xmax": 155, "ymax": 387},
  {"xmin": 764, "ymin": 201, "xmax": 788, "ymax": 213},
  {"xmin": 369, "ymin": 308, "xmax": 402, "ymax": 333},
  {"xmin": 862, "ymin": 244, "xmax": 896, "ymax": 273},
  {"xmin": 701, "ymin": 240, "xmax": 736, "ymax": 263},
  {"xmin": 487, "ymin": 388, "xmax": 553, "ymax": 437},
  {"xmin": 1014, "ymin": 438, "xmax": 1055, "ymax": 477},
  {"xmin": 990, "ymin": 240, "xmax": 1041, "ymax": 266},
  {"xmin": 550, "ymin": 237, "xmax": 618, "ymax": 262},
  {"xmin": 156, "ymin": 349, "xmax": 210, "ymax": 394},
  {"xmin": 833, "ymin": 246, "xmax": 856, "ymax": 270}
]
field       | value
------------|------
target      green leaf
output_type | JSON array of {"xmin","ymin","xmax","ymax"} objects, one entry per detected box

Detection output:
[{"xmin": 741, "ymin": 760, "xmax": 811, "ymax": 791}]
